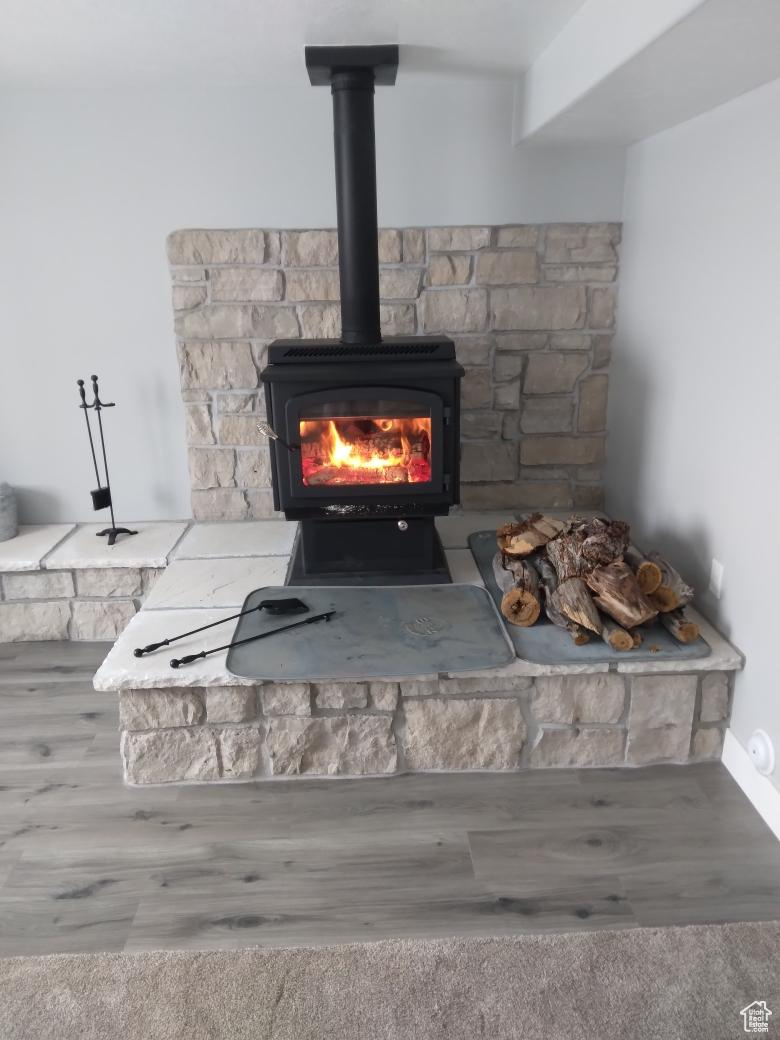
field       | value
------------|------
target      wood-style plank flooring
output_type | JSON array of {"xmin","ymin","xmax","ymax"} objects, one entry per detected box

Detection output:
[{"xmin": 1, "ymin": 641, "xmax": 779, "ymax": 956}]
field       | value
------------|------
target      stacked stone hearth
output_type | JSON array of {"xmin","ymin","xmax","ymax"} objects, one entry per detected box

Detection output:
[
  {"xmin": 63, "ymin": 513, "xmax": 739, "ymax": 783},
  {"xmin": 168, "ymin": 223, "xmax": 619, "ymax": 518},
  {"xmin": 0, "ymin": 523, "xmax": 187, "ymax": 641},
  {"xmin": 119, "ymin": 670, "xmax": 732, "ymax": 784}
]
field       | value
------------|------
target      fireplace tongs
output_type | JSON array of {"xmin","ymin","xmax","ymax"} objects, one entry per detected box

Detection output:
[{"xmin": 132, "ymin": 598, "xmax": 333, "ymax": 668}]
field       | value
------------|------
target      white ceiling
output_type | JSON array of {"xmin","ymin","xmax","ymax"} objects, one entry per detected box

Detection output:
[
  {"xmin": 0, "ymin": 0, "xmax": 588, "ymax": 88},
  {"xmin": 517, "ymin": 0, "xmax": 780, "ymax": 143}
]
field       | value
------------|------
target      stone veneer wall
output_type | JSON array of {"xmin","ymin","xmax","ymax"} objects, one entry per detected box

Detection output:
[
  {"xmin": 0, "ymin": 565, "xmax": 161, "ymax": 641},
  {"xmin": 120, "ymin": 671, "xmax": 731, "ymax": 784},
  {"xmin": 167, "ymin": 225, "xmax": 620, "ymax": 520}
]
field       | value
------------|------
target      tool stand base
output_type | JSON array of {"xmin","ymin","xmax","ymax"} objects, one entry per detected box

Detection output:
[{"xmin": 96, "ymin": 527, "xmax": 138, "ymax": 547}]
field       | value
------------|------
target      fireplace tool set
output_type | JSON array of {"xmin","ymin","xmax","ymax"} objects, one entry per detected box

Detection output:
[
  {"xmin": 76, "ymin": 374, "xmax": 136, "ymax": 546},
  {"xmin": 133, "ymin": 597, "xmax": 335, "ymax": 668}
]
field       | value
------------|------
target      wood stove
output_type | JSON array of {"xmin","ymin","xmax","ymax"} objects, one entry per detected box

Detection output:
[{"xmin": 261, "ymin": 45, "xmax": 463, "ymax": 585}]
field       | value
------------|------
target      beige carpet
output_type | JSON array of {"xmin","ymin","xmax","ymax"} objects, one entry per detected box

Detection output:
[{"xmin": 1, "ymin": 921, "xmax": 778, "ymax": 1040}]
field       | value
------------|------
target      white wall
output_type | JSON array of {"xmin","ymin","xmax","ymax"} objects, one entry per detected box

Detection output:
[
  {"xmin": 608, "ymin": 76, "xmax": 780, "ymax": 791},
  {"xmin": 0, "ymin": 82, "xmax": 625, "ymax": 523}
]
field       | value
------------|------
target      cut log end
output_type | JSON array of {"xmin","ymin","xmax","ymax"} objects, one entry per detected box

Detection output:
[
  {"xmin": 636, "ymin": 561, "xmax": 663, "ymax": 595},
  {"xmin": 601, "ymin": 617, "xmax": 634, "ymax": 652},
  {"xmin": 497, "ymin": 514, "xmax": 569, "ymax": 558},
  {"xmin": 500, "ymin": 588, "xmax": 541, "ymax": 628},
  {"xmin": 650, "ymin": 587, "xmax": 681, "ymax": 612},
  {"xmin": 625, "ymin": 546, "xmax": 664, "ymax": 595},
  {"xmin": 660, "ymin": 610, "xmax": 700, "ymax": 644},
  {"xmin": 647, "ymin": 552, "xmax": 694, "ymax": 612}
]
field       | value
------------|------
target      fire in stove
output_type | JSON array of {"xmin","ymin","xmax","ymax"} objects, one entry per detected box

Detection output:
[{"xmin": 299, "ymin": 416, "xmax": 432, "ymax": 486}]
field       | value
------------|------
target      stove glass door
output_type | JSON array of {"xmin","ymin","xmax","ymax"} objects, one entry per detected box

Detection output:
[{"xmin": 290, "ymin": 388, "xmax": 442, "ymax": 493}]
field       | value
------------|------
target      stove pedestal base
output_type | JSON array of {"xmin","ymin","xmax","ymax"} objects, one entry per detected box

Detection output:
[{"xmin": 285, "ymin": 517, "xmax": 451, "ymax": 586}]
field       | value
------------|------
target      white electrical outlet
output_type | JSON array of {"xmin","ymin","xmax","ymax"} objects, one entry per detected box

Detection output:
[
  {"xmin": 748, "ymin": 730, "xmax": 775, "ymax": 776},
  {"xmin": 709, "ymin": 558, "xmax": 724, "ymax": 599}
]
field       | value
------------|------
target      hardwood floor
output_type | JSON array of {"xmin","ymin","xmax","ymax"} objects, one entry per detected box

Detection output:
[{"xmin": 1, "ymin": 641, "xmax": 779, "ymax": 956}]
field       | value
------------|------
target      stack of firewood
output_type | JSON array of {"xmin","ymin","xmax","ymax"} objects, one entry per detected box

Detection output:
[{"xmin": 492, "ymin": 514, "xmax": 699, "ymax": 651}]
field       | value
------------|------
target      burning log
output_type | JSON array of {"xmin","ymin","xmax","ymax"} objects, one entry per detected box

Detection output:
[
  {"xmin": 659, "ymin": 608, "xmax": 700, "ymax": 644},
  {"xmin": 536, "ymin": 557, "xmax": 590, "ymax": 644},
  {"xmin": 491, "ymin": 552, "xmax": 541, "ymax": 627},
  {"xmin": 647, "ymin": 553, "xmax": 695, "ymax": 613},
  {"xmin": 600, "ymin": 616, "xmax": 634, "ymax": 652},
  {"xmin": 497, "ymin": 514, "xmax": 569, "ymax": 558},
  {"xmin": 624, "ymin": 546, "xmax": 663, "ymax": 594},
  {"xmin": 585, "ymin": 560, "xmax": 658, "ymax": 629}
]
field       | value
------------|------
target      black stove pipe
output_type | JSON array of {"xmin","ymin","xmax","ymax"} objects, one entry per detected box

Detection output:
[
  {"xmin": 305, "ymin": 45, "xmax": 399, "ymax": 346},
  {"xmin": 331, "ymin": 69, "xmax": 381, "ymax": 345}
]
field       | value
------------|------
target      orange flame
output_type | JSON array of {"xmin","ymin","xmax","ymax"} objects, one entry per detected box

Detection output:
[{"xmin": 299, "ymin": 416, "xmax": 431, "ymax": 486}]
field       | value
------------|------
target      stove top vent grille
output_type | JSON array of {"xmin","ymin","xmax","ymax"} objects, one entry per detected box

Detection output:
[{"xmin": 268, "ymin": 338, "xmax": 456, "ymax": 364}]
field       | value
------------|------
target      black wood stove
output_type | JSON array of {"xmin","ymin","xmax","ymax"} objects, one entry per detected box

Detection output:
[{"xmin": 261, "ymin": 45, "xmax": 463, "ymax": 585}]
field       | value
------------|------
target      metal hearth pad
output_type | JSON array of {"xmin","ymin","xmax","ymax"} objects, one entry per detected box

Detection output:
[
  {"xmin": 469, "ymin": 530, "xmax": 711, "ymax": 666},
  {"xmin": 226, "ymin": 584, "xmax": 515, "ymax": 681}
]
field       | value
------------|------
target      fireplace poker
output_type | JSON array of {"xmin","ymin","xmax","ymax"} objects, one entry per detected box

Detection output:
[
  {"xmin": 133, "ymin": 598, "xmax": 310, "ymax": 657},
  {"xmin": 170, "ymin": 609, "xmax": 335, "ymax": 669}
]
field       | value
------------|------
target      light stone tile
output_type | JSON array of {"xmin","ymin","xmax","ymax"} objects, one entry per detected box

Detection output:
[
  {"xmin": 403, "ymin": 698, "xmax": 526, "ymax": 770},
  {"xmin": 314, "ymin": 682, "xmax": 368, "ymax": 710},
  {"xmin": 220, "ymin": 724, "xmax": 265, "ymax": 778},
  {"xmin": 93, "ymin": 608, "xmax": 256, "ymax": 691},
  {"xmin": 2, "ymin": 570, "xmax": 75, "ymax": 599},
  {"xmin": 259, "ymin": 683, "xmax": 311, "ymax": 717},
  {"xmin": 700, "ymin": 673, "xmax": 729, "ymax": 722},
  {"xmin": 460, "ymin": 482, "xmax": 572, "ymax": 512},
  {"xmin": 446, "ymin": 657, "xmax": 611, "ymax": 679},
  {"xmin": 71, "ymin": 599, "xmax": 137, "ymax": 641},
  {"xmin": 626, "ymin": 675, "xmax": 697, "ymax": 765},
  {"xmin": 122, "ymin": 727, "xmax": 220, "ymax": 784},
  {"xmin": 205, "ymin": 687, "xmax": 257, "ymax": 724},
  {"xmin": 46, "ymin": 523, "xmax": 188, "ymax": 570},
  {"xmin": 529, "ymin": 672, "xmax": 625, "ymax": 725},
  {"xmin": 428, "ymin": 227, "xmax": 490, "ymax": 251},
  {"xmin": 75, "ymin": 568, "xmax": 145, "ymax": 598},
  {"xmin": 445, "ymin": 550, "xmax": 485, "ymax": 586},
  {"xmin": 370, "ymin": 682, "xmax": 399, "ymax": 712},
  {"xmin": 141, "ymin": 556, "xmax": 288, "ymax": 610},
  {"xmin": 119, "ymin": 688, "xmax": 205, "ymax": 731},
  {"xmin": 435, "ymin": 512, "xmax": 518, "ymax": 549},
  {"xmin": 461, "ymin": 442, "xmax": 517, "ymax": 482},
  {"xmin": 267, "ymin": 716, "xmax": 396, "ymax": 776},
  {"xmin": 529, "ymin": 727, "xmax": 625, "ymax": 767},
  {"xmin": 0, "ymin": 600, "xmax": 71, "ymax": 641},
  {"xmin": 0, "ymin": 524, "xmax": 75, "ymax": 571},
  {"xmin": 692, "ymin": 727, "xmax": 724, "ymax": 759}
]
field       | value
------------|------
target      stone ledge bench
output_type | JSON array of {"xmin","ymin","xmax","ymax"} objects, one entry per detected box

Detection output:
[
  {"xmin": 0, "ymin": 522, "xmax": 188, "ymax": 640},
  {"xmin": 0, "ymin": 514, "xmax": 490, "ymax": 642}
]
